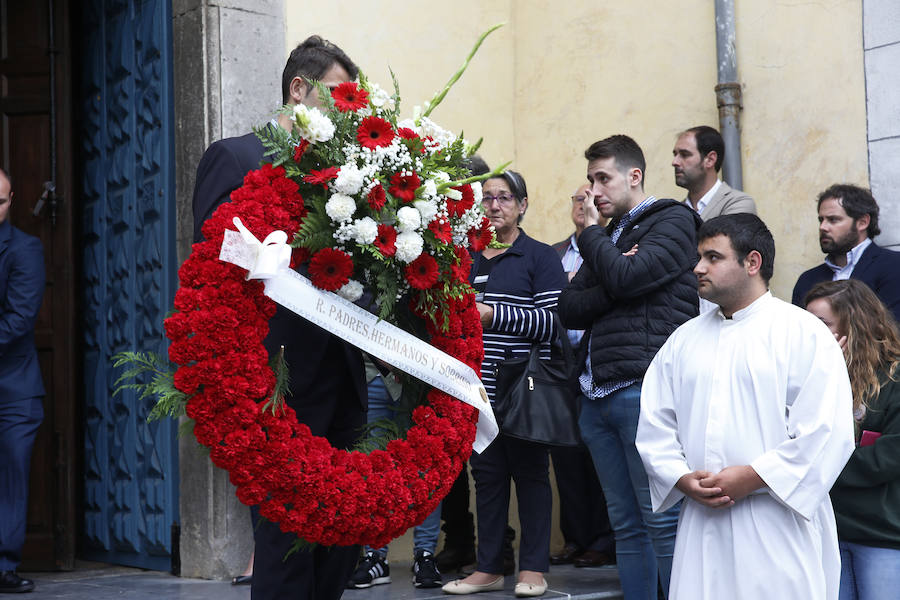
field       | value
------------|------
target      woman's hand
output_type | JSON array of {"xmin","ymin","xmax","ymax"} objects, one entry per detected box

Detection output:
[{"xmin": 476, "ymin": 302, "xmax": 494, "ymax": 328}]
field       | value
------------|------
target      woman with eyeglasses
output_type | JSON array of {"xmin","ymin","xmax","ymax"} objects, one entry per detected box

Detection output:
[
  {"xmin": 805, "ymin": 279, "xmax": 900, "ymax": 600},
  {"xmin": 442, "ymin": 171, "xmax": 567, "ymax": 597}
]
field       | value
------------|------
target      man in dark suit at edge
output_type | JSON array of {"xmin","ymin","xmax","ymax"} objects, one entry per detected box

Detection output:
[
  {"xmin": 791, "ymin": 184, "xmax": 900, "ymax": 322},
  {"xmin": 0, "ymin": 168, "xmax": 45, "ymax": 594},
  {"xmin": 191, "ymin": 36, "xmax": 367, "ymax": 600}
]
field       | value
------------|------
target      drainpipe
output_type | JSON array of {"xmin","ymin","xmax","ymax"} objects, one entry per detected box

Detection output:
[{"xmin": 714, "ymin": 0, "xmax": 744, "ymax": 190}]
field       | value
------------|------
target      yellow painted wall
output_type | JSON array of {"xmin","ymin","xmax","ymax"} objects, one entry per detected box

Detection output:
[{"xmin": 285, "ymin": 0, "xmax": 868, "ymax": 556}]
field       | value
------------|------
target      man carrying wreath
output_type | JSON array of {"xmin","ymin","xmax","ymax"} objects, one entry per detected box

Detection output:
[{"xmin": 191, "ymin": 35, "xmax": 367, "ymax": 600}]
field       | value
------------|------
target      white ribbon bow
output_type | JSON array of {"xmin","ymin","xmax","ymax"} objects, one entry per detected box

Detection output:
[{"xmin": 219, "ymin": 217, "xmax": 292, "ymax": 280}]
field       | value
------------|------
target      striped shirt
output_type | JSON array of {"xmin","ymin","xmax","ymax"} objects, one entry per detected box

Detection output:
[{"xmin": 470, "ymin": 230, "xmax": 567, "ymax": 402}]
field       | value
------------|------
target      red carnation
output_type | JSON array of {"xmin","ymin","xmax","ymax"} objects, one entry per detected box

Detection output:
[
  {"xmin": 405, "ymin": 254, "xmax": 440, "ymax": 290},
  {"xmin": 367, "ymin": 183, "xmax": 387, "ymax": 211},
  {"xmin": 293, "ymin": 139, "xmax": 310, "ymax": 162},
  {"xmin": 357, "ymin": 116, "xmax": 395, "ymax": 150},
  {"xmin": 428, "ymin": 219, "xmax": 452, "ymax": 244},
  {"xmin": 331, "ymin": 82, "xmax": 369, "ymax": 112},
  {"xmin": 389, "ymin": 171, "xmax": 420, "ymax": 203},
  {"xmin": 398, "ymin": 127, "xmax": 419, "ymax": 140},
  {"xmin": 374, "ymin": 224, "xmax": 397, "ymax": 257},
  {"xmin": 304, "ymin": 167, "xmax": 340, "ymax": 188},
  {"xmin": 467, "ymin": 216, "xmax": 493, "ymax": 252},
  {"xmin": 308, "ymin": 247, "xmax": 354, "ymax": 291}
]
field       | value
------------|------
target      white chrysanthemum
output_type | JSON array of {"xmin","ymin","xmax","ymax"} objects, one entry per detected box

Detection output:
[
  {"xmin": 395, "ymin": 231, "xmax": 424, "ymax": 263},
  {"xmin": 433, "ymin": 171, "xmax": 450, "ymax": 185},
  {"xmin": 396, "ymin": 206, "xmax": 421, "ymax": 232},
  {"xmin": 325, "ymin": 193, "xmax": 356, "ymax": 222},
  {"xmin": 413, "ymin": 199, "xmax": 438, "ymax": 224},
  {"xmin": 337, "ymin": 279, "xmax": 364, "ymax": 302},
  {"xmin": 422, "ymin": 179, "xmax": 438, "ymax": 198},
  {"xmin": 352, "ymin": 216, "xmax": 378, "ymax": 245},
  {"xmin": 333, "ymin": 163, "xmax": 366, "ymax": 195},
  {"xmin": 292, "ymin": 104, "xmax": 335, "ymax": 143}
]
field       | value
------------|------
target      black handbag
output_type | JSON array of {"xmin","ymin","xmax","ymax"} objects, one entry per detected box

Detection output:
[{"xmin": 492, "ymin": 322, "xmax": 582, "ymax": 446}]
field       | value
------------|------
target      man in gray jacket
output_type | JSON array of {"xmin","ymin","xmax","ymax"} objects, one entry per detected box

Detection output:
[{"xmin": 671, "ymin": 126, "xmax": 756, "ymax": 220}]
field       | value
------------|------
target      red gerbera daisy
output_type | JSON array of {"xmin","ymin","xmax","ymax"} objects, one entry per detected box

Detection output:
[
  {"xmin": 405, "ymin": 254, "xmax": 440, "ymax": 290},
  {"xmin": 446, "ymin": 184, "xmax": 475, "ymax": 217},
  {"xmin": 308, "ymin": 247, "xmax": 354, "ymax": 291},
  {"xmin": 357, "ymin": 116, "xmax": 395, "ymax": 150},
  {"xmin": 428, "ymin": 219, "xmax": 452, "ymax": 244},
  {"xmin": 374, "ymin": 224, "xmax": 397, "ymax": 257},
  {"xmin": 367, "ymin": 184, "xmax": 387, "ymax": 211},
  {"xmin": 293, "ymin": 139, "xmax": 310, "ymax": 163},
  {"xmin": 389, "ymin": 171, "xmax": 420, "ymax": 203},
  {"xmin": 331, "ymin": 82, "xmax": 369, "ymax": 112},
  {"xmin": 304, "ymin": 167, "xmax": 340, "ymax": 188},
  {"xmin": 467, "ymin": 217, "xmax": 493, "ymax": 252}
]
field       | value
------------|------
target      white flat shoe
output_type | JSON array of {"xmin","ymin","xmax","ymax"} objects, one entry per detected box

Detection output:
[
  {"xmin": 514, "ymin": 577, "xmax": 547, "ymax": 597},
  {"xmin": 442, "ymin": 575, "xmax": 504, "ymax": 594}
]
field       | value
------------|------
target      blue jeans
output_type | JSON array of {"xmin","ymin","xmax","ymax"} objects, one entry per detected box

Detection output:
[
  {"xmin": 839, "ymin": 540, "xmax": 900, "ymax": 600},
  {"xmin": 365, "ymin": 376, "xmax": 441, "ymax": 558},
  {"xmin": 578, "ymin": 383, "xmax": 679, "ymax": 600}
]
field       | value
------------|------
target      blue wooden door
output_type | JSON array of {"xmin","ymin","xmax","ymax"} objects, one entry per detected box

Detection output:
[{"xmin": 79, "ymin": 0, "xmax": 179, "ymax": 571}]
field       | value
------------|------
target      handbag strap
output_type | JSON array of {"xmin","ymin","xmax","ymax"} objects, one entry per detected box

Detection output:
[{"xmin": 527, "ymin": 314, "xmax": 575, "ymax": 368}]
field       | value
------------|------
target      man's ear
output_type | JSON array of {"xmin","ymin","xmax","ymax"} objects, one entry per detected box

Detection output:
[
  {"xmin": 744, "ymin": 249, "xmax": 763, "ymax": 276},
  {"xmin": 703, "ymin": 151, "xmax": 718, "ymax": 171},
  {"xmin": 855, "ymin": 213, "xmax": 870, "ymax": 235},
  {"xmin": 288, "ymin": 76, "xmax": 309, "ymax": 104},
  {"xmin": 629, "ymin": 167, "xmax": 644, "ymax": 190}
]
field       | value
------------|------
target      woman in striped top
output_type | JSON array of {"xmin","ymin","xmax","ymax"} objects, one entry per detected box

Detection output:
[{"xmin": 442, "ymin": 171, "xmax": 567, "ymax": 597}]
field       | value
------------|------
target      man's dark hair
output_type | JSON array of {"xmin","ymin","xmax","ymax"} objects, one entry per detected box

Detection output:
[
  {"xmin": 699, "ymin": 213, "xmax": 776, "ymax": 283},
  {"xmin": 685, "ymin": 125, "xmax": 724, "ymax": 172},
  {"xmin": 584, "ymin": 134, "xmax": 646, "ymax": 185},
  {"xmin": 463, "ymin": 154, "xmax": 490, "ymax": 177},
  {"xmin": 281, "ymin": 35, "xmax": 358, "ymax": 103},
  {"xmin": 816, "ymin": 183, "xmax": 880, "ymax": 239}
]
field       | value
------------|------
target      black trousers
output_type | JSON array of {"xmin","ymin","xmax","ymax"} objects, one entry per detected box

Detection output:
[
  {"xmin": 550, "ymin": 445, "xmax": 614, "ymax": 553},
  {"xmin": 251, "ymin": 344, "xmax": 365, "ymax": 600},
  {"xmin": 470, "ymin": 434, "xmax": 551, "ymax": 573}
]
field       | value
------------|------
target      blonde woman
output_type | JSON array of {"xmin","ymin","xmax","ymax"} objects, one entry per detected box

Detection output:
[{"xmin": 806, "ymin": 279, "xmax": 900, "ymax": 600}]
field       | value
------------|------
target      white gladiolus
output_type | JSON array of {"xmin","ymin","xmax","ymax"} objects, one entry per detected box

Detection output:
[
  {"xmin": 445, "ymin": 188, "xmax": 463, "ymax": 200},
  {"xmin": 422, "ymin": 179, "xmax": 438, "ymax": 198},
  {"xmin": 353, "ymin": 217, "xmax": 378, "ymax": 245},
  {"xmin": 413, "ymin": 199, "xmax": 438, "ymax": 224},
  {"xmin": 337, "ymin": 279, "xmax": 364, "ymax": 302},
  {"xmin": 395, "ymin": 231, "xmax": 424, "ymax": 263},
  {"xmin": 471, "ymin": 181, "xmax": 483, "ymax": 204},
  {"xmin": 396, "ymin": 206, "xmax": 421, "ymax": 232},
  {"xmin": 292, "ymin": 104, "xmax": 335, "ymax": 143},
  {"xmin": 325, "ymin": 193, "xmax": 356, "ymax": 222}
]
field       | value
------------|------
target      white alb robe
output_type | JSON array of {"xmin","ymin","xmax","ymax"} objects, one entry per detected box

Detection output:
[{"xmin": 636, "ymin": 292, "xmax": 854, "ymax": 600}]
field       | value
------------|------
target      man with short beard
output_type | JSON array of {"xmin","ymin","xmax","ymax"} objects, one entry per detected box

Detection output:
[
  {"xmin": 671, "ymin": 126, "xmax": 755, "ymax": 220},
  {"xmin": 791, "ymin": 184, "xmax": 900, "ymax": 322}
]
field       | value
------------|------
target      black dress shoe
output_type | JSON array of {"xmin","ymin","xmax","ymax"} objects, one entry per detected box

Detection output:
[
  {"xmin": 231, "ymin": 574, "xmax": 252, "ymax": 585},
  {"xmin": 573, "ymin": 549, "xmax": 615, "ymax": 568},
  {"xmin": 0, "ymin": 571, "xmax": 35, "ymax": 593},
  {"xmin": 550, "ymin": 543, "xmax": 583, "ymax": 565}
]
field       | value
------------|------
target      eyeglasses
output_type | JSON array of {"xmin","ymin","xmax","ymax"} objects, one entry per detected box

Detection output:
[
  {"xmin": 481, "ymin": 194, "xmax": 518, "ymax": 206},
  {"xmin": 571, "ymin": 195, "xmax": 586, "ymax": 204}
]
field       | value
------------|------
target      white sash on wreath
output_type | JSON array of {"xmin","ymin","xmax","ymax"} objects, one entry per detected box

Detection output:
[{"xmin": 219, "ymin": 217, "xmax": 498, "ymax": 453}]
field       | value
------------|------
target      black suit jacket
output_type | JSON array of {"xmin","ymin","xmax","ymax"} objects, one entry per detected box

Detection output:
[
  {"xmin": 792, "ymin": 241, "xmax": 900, "ymax": 323},
  {"xmin": 191, "ymin": 132, "xmax": 367, "ymax": 415}
]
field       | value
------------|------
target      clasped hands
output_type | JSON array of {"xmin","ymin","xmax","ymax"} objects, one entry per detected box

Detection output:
[{"xmin": 676, "ymin": 465, "xmax": 764, "ymax": 509}]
